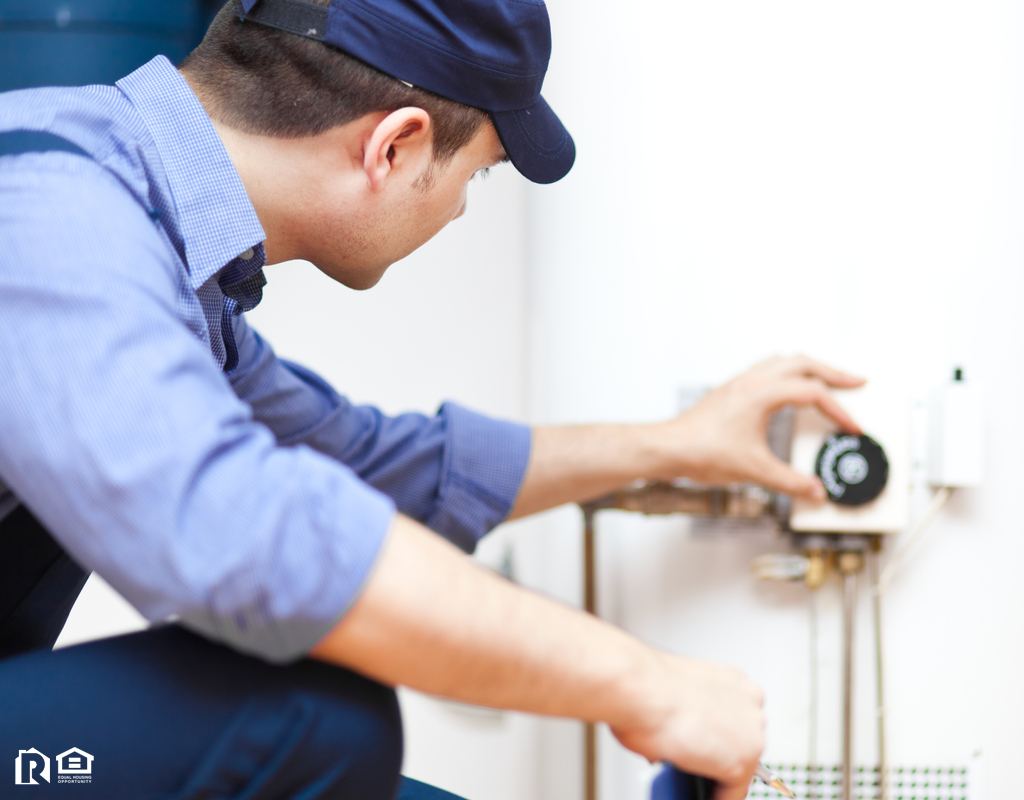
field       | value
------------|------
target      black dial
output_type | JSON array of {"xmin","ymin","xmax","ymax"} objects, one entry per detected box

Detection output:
[{"xmin": 814, "ymin": 433, "xmax": 889, "ymax": 506}]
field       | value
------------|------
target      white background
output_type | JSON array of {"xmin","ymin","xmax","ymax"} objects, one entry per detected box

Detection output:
[{"xmin": 59, "ymin": 0, "xmax": 1024, "ymax": 797}]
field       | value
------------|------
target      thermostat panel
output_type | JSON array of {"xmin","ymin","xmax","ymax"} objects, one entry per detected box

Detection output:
[{"xmin": 789, "ymin": 387, "xmax": 910, "ymax": 534}]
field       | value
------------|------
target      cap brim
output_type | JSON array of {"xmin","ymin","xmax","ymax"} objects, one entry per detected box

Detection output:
[{"xmin": 491, "ymin": 96, "xmax": 575, "ymax": 185}]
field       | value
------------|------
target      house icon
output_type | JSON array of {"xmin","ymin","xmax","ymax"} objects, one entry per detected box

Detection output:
[{"xmin": 55, "ymin": 748, "xmax": 94, "ymax": 774}]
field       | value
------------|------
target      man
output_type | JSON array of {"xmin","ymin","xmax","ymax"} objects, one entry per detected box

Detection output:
[{"xmin": 0, "ymin": 0, "xmax": 863, "ymax": 798}]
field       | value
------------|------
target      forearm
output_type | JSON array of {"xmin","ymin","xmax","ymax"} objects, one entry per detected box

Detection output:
[
  {"xmin": 309, "ymin": 513, "xmax": 765, "ymax": 788},
  {"xmin": 310, "ymin": 514, "xmax": 665, "ymax": 728},
  {"xmin": 510, "ymin": 423, "xmax": 677, "ymax": 518}
]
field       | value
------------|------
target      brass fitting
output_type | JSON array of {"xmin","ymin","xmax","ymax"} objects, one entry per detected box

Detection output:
[
  {"xmin": 837, "ymin": 550, "xmax": 865, "ymax": 575},
  {"xmin": 805, "ymin": 548, "xmax": 827, "ymax": 590}
]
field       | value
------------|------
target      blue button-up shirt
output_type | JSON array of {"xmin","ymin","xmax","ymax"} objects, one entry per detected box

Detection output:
[{"xmin": 0, "ymin": 56, "xmax": 531, "ymax": 663}]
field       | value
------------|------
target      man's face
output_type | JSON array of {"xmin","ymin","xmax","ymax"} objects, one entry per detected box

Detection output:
[{"xmin": 303, "ymin": 120, "xmax": 508, "ymax": 290}]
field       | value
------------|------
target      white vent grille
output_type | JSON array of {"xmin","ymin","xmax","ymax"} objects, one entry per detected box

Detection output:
[{"xmin": 745, "ymin": 765, "xmax": 971, "ymax": 800}]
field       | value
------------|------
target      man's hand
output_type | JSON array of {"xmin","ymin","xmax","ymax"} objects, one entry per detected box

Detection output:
[
  {"xmin": 511, "ymin": 354, "xmax": 864, "ymax": 517},
  {"xmin": 659, "ymin": 355, "xmax": 865, "ymax": 501},
  {"xmin": 613, "ymin": 654, "xmax": 765, "ymax": 800}
]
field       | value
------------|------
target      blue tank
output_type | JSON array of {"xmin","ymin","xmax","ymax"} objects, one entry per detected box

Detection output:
[{"xmin": 0, "ymin": 0, "xmax": 219, "ymax": 92}]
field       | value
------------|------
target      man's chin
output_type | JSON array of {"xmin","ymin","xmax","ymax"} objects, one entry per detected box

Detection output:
[
  {"xmin": 345, "ymin": 269, "xmax": 388, "ymax": 291},
  {"xmin": 312, "ymin": 261, "xmax": 389, "ymax": 291}
]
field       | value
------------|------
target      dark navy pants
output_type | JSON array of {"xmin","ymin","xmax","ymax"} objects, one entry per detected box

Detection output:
[{"xmin": 0, "ymin": 506, "xmax": 466, "ymax": 799}]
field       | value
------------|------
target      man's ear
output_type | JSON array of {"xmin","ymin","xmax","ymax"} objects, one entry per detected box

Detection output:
[{"xmin": 364, "ymin": 107, "xmax": 432, "ymax": 191}]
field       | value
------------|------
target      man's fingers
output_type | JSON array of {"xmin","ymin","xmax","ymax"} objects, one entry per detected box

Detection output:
[
  {"xmin": 809, "ymin": 387, "xmax": 861, "ymax": 434},
  {"xmin": 762, "ymin": 377, "xmax": 861, "ymax": 434},
  {"xmin": 772, "ymin": 354, "xmax": 866, "ymax": 389}
]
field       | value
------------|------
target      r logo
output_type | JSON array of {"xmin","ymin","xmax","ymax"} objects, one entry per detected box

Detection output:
[{"xmin": 15, "ymin": 749, "xmax": 51, "ymax": 785}]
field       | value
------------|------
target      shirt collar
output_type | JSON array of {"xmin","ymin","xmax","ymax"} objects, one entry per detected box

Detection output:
[{"xmin": 116, "ymin": 57, "xmax": 266, "ymax": 292}]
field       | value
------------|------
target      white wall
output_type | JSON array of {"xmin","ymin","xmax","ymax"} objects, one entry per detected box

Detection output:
[{"xmin": 527, "ymin": 0, "xmax": 1024, "ymax": 797}]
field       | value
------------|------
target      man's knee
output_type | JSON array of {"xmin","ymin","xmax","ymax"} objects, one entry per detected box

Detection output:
[
  {"xmin": 302, "ymin": 666, "xmax": 404, "ymax": 796},
  {"xmin": 179, "ymin": 658, "xmax": 404, "ymax": 800},
  {"xmin": 0, "ymin": 627, "xmax": 404, "ymax": 799}
]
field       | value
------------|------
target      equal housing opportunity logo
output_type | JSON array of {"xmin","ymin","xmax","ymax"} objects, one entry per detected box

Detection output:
[{"xmin": 15, "ymin": 748, "xmax": 93, "ymax": 785}]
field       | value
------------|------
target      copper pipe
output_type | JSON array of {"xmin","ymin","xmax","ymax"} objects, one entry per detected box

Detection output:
[{"xmin": 583, "ymin": 509, "xmax": 597, "ymax": 800}]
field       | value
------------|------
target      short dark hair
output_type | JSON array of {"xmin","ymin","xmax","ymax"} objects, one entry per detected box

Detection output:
[{"xmin": 181, "ymin": 0, "xmax": 487, "ymax": 166}]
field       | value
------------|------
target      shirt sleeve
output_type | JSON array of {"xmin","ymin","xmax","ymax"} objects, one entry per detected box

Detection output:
[
  {"xmin": 0, "ymin": 154, "xmax": 394, "ymax": 663},
  {"xmin": 228, "ymin": 315, "xmax": 532, "ymax": 554}
]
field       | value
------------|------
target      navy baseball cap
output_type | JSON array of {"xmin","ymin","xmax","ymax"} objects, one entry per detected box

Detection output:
[{"xmin": 237, "ymin": 0, "xmax": 575, "ymax": 184}]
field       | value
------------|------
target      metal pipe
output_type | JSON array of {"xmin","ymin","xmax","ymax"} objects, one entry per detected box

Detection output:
[
  {"xmin": 838, "ymin": 550, "xmax": 862, "ymax": 800},
  {"xmin": 581, "ymin": 481, "xmax": 778, "ymax": 520},
  {"xmin": 584, "ymin": 509, "xmax": 596, "ymax": 615},
  {"xmin": 798, "ymin": 536, "xmax": 829, "ymax": 800},
  {"xmin": 808, "ymin": 585, "xmax": 820, "ymax": 800},
  {"xmin": 583, "ymin": 509, "xmax": 597, "ymax": 800},
  {"xmin": 842, "ymin": 567, "xmax": 856, "ymax": 800},
  {"xmin": 870, "ymin": 547, "xmax": 888, "ymax": 800}
]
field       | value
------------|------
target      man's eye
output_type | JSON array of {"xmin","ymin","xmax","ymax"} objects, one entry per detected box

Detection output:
[{"xmin": 473, "ymin": 167, "xmax": 491, "ymax": 181}]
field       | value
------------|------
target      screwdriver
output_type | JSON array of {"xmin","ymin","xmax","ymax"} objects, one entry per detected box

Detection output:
[{"xmin": 754, "ymin": 763, "xmax": 795, "ymax": 798}]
